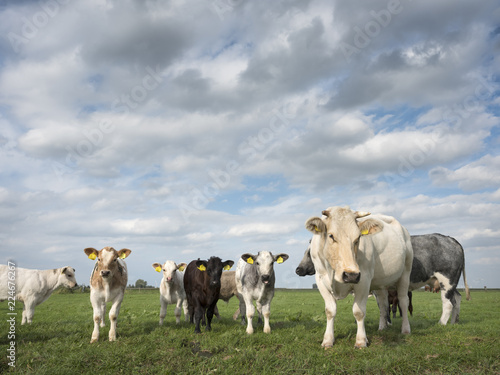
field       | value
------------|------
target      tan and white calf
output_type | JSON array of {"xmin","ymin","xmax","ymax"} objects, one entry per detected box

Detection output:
[
  {"xmin": 0, "ymin": 265, "xmax": 77, "ymax": 324},
  {"xmin": 152, "ymin": 260, "xmax": 188, "ymax": 325},
  {"xmin": 84, "ymin": 247, "xmax": 131, "ymax": 343}
]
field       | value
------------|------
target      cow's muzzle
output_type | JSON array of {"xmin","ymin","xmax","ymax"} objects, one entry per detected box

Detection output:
[
  {"xmin": 101, "ymin": 270, "xmax": 111, "ymax": 278},
  {"xmin": 342, "ymin": 271, "xmax": 361, "ymax": 284},
  {"xmin": 261, "ymin": 275, "xmax": 271, "ymax": 284}
]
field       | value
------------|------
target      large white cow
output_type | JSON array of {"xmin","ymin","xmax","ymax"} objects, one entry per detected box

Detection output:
[
  {"xmin": 305, "ymin": 206, "xmax": 413, "ymax": 348},
  {"xmin": 0, "ymin": 265, "xmax": 78, "ymax": 324}
]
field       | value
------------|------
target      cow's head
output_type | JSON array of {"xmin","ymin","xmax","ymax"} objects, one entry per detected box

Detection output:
[
  {"xmin": 241, "ymin": 251, "xmax": 289, "ymax": 285},
  {"xmin": 59, "ymin": 266, "xmax": 78, "ymax": 288},
  {"xmin": 84, "ymin": 247, "xmax": 132, "ymax": 280},
  {"xmin": 305, "ymin": 206, "xmax": 381, "ymax": 284},
  {"xmin": 152, "ymin": 260, "xmax": 187, "ymax": 283},
  {"xmin": 295, "ymin": 241, "xmax": 315, "ymax": 277},
  {"xmin": 196, "ymin": 257, "xmax": 234, "ymax": 288}
]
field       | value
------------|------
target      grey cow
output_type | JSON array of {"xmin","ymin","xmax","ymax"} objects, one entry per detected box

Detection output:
[
  {"xmin": 235, "ymin": 251, "xmax": 289, "ymax": 334},
  {"xmin": 296, "ymin": 233, "xmax": 471, "ymax": 325}
]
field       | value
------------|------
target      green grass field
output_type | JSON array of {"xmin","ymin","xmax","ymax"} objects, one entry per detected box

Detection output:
[{"xmin": 1, "ymin": 288, "xmax": 499, "ymax": 374}]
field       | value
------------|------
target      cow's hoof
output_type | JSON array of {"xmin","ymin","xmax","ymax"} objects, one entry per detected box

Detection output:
[
  {"xmin": 90, "ymin": 338, "xmax": 98, "ymax": 344},
  {"xmin": 321, "ymin": 341, "xmax": 333, "ymax": 348}
]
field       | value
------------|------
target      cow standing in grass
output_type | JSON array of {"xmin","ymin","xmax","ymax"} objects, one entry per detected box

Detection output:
[
  {"xmin": 235, "ymin": 251, "xmax": 289, "ymax": 334},
  {"xmin": 296, "ymin": 232, "xmax": 470, "ymax": 326},
  {"xmin": 0, "ymin": 265, "xmax": 78, "ymax": 324},
  {"xmin": 305, "ymin": 207, "xmax": 413, "ymax": 348},
  {"xmin": 183, "ymin": 257, "xmax": 234, "ymax": 334},
  {"xmin": 152, "ymin": 260, "xmax": 188, "ymax": 325},
  {"xmin": 84, "ymin": 247, "xmax": 131, "ymax": 343}
]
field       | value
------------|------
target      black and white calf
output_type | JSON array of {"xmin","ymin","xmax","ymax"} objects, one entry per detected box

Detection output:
[
  {"xmin": 296, "ymin": 233, "xmax": 471, "ymax": 325},
  {"xmin": 235, "ymin": 251, "xmax": 289, "ymax": 334}
]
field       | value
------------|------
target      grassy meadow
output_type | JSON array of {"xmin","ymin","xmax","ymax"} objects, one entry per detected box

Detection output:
[{"xmin": 1, "ymin": 288, "xmax": 499, "ymax": 374}]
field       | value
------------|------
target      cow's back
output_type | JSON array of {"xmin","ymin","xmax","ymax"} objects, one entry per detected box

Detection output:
[{"xmin": 410, "ymin": 233, "xmax": 465, "ymax": 286}]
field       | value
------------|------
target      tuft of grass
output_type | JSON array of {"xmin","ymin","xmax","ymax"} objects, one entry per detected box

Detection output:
[{"xmin": 0, "ymin": 289, "xmax": 499, "ymax": 374}]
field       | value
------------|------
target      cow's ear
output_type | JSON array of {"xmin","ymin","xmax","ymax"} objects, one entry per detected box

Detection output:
[
  {"xmin": 241, "ymin": 254, "xmax": 256, "ymax": 265},
  {"xmin": 177, "ymin": 263, "xmax": 187, "ymax": 272},
  {"xmin": 118, "ymin": 249, "xmax": 132, "ymax": 259},
  {"xmin": 84, "ymin": 248, "xmax": 98, "ymax": 260},
  {"xmin": 61, "ymin": 267, "xmax": 68, "ymax": 275},
  {"xmin": 152, "ymin": 263, "xmax": 162, "ymax": 272},
  {"xmin": 222, "ymin": 260, "xmax": 234, "ymax": 271},
  {"xmin": 274, "ymin": 254, "xmax": 289, "ymax": 264},
  {"xmin": 196, "ymin": 260, "xmax": 207, "ymax": 271},
  {"xmin": 358, "ymin": 218, "xmax": 382, "ymax": 235},
  {"xmin": 305, "ymin": 217, "xmax": 326, "ymax": 234}
]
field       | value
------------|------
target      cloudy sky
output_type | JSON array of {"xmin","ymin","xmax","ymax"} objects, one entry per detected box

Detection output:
[{"xmin": 1, "ymin": 0, "xmax": 499, "ymax": 289}]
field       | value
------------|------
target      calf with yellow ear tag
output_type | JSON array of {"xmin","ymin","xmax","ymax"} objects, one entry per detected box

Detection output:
[
  {"xmin": 152, "ymin": 260, "xmax": 189, "ymax": 325},
  {"xmin": 236, "ymin": 251, "xmax": 289, "ymax": 334}
]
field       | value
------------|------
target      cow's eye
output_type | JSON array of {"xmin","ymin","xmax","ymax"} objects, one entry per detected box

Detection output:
[
  {"xmin": 255, "ymin": 262, "xmax": 260, "ymax": 266},
  {"xmin": 329, "ymin": 234, "xmax": 335, "ymax": 241},
  {"xmin": 113, "ymin": 258, "xmax": 117, "ymax": 262}
]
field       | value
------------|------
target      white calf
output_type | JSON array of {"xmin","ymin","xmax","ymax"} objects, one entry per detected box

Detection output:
[
  {"xmin": 84, "ymin": 247, "xmax": 131, "ymax": 343},
  {"xmin": 235, "ymin": 251, "xmax": 289, "ymax": 334},
  {"xmin": 152, "ymin": 260, "xmax": 188, "ymax": 325},
  {"xmin": 0, "ymin": 265, "xmax": 77, "ymax": 324}
]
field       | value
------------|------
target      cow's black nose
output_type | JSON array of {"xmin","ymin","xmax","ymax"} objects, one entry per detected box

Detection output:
[
  {"xmin": 295, "ymin": 267, "xmax": 305, "ymax": 276},
  {"xmin": 261, "ymin": 275, "xmax": 270, "ymax": 284},
  {"xmin": 342, "ymin": 272, "xmax": 360, "ymax": 284},
  {"xmin": 101, "ymin": 270, "xmax": 111, "ymax": 277}
]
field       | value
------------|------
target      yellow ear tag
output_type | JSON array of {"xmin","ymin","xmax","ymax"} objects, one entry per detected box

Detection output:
[
  {"xmin": 197, "ymin": 265, "xmax": 206, "ymax": 271},
  {"xmin": 246, "ymin": 257, "xmax": 254, "ymax": 264},
  {"xmin": 361, "ymin": 229, "xmax": 369, "ymax": 235},
  {"xmin": 155, "ymin": 266, "xmax": 162, "ymax": 273},
  {"xmin": 223, "ymin": 265, "xmax": 231, "ymax": 271},
  {"xmin": 88, "ymin": 253, "xmax": 97, "ymax": 260},
  {"xmin": 178, "ymin": 266, "xmax": 185, "ymax": 272},
  {"xmin": 314, "ymin": 226, "xmax": 321, "ymax": 232},
  {"xmin": 119, "ymin": 252, "xmax": 127, "ymax": 259},
  {"xmin": 277, "ymin": 256, "xmax": 283, "ymax": 264}
]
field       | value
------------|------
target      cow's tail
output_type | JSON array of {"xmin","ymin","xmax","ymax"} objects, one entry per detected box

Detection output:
[{"xmin": 463, "ymin": 267, "xmax": 471, "ymax": 301}]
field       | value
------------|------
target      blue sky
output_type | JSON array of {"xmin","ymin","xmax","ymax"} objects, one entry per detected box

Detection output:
[{"xmin": 0, "ymin": 0, "xmax": 499, "ymax": 289}]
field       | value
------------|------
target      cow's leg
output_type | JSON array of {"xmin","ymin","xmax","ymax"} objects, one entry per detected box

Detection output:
[
  {"xmin": 395, "ymin": 285, "xmax": 411, "ymax": 334},
  {"xmin": 206, "ymin": 304, "xmax": 216, "ymax": 331},
  {"xmin": 21, "ymin": 301, "xmax": 35, "ymax": 325},
  {"xmin": 90, "ymin": 298, "xmax": 104, "ymax": 343},
  {"xmin": 233, "ymin": 306, "xmax": 240, "ymax": 321},
  {"xmin": 256, "ymin": 301, "xmax": 263, "ymax": 325},
  {"xmin": 159, "ymin": 297, "xmax": 167, "ymax": 325},
  {"xmin": 194, "ymin": 303, "xmax": 203, "ymax": 334},
  {"xmin": 174, "ymin": 299, "xmax": 183, "ymax": 324},
  {"xmin": 243, "ymin": 295, "xmax": 255, "ymax": 334},
  {"xmin": 374, "ymin": 290, "xmax": 389, "ymax": 330},
  {"xmin": 108, "ymin": 297, "xmax": 123, "ymax": 342},
  {"xmin": 451, "ymin": 290, "xmax": 462, "ymax": 324},
  {"xmin": 99, "ymin": 301, "xmax": 106, "ymax": 327},
  {"xmin": 436, "ymin": 275, "xmax": 455, "ymax": 325},
  {"xmin": 182, "ymin": 299, "xmax": 189, "ymax": 322},
  {"xmin": 214, "ymin": 304, "xmax": 221, "ymax": 320},
  {"xmin": 237, "ymin": 294, "xmax": 246, "ymax": 325},
  {"xmin": 315, "ymin": 277, "xmax": 336, "ymax": 347},
  {"xmin": 261, "ymin": 301, "xmax": 271, "ymax": 334},
  {"xmin": 353, "ymin": 293, "xmax": 369, "ymax": 348}
]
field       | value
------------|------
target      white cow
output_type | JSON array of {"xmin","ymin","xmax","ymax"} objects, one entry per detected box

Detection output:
[
  {"xmin": 84, "ymin": 247, "xmax": 131, "ymax": 343},
  {"xmin": 152, "ymin": 260, "xmax": 188, "ymax": 325},
  {"xmin": 235, "ymin": 251, "xmax": 289, "ymax": 334},
  {"xmin": 305, "ymin": 206, "xmax": 413, "ymax": 348},
  {"xmin": 0, "ymin": 265, "xmax": 78, "ymax": 324}
]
